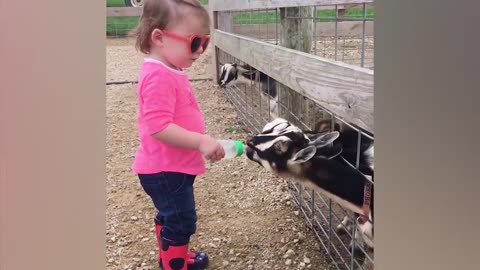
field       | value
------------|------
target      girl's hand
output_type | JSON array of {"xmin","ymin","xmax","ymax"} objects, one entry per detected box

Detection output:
[{"xmin": 198, "ymin": 135, "xmax": 225, "ymax": 162}]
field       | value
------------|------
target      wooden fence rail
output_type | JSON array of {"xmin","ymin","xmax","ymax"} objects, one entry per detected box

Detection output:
[{"xmin": 213, "ymin": 30, "xmax": 373, "ymax": 132}]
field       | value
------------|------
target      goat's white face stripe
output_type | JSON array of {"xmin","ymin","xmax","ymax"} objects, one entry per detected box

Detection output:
[
  {"xmin": 257, "ymin": 125, "xmax": 301, "ymax": 137},
  {"xmin": 260, "ymin": 118, "xmax": 309, "ymax": 140},
  {"xmin": 255, "ymin": 135, "xmax": 291, "ymax": 151},
  {"xmin": 220, "ymin": 65, "xmax": 226, "ymax": 77},
  {"xmin": 262, "ymin": 118, "xmax": 289, "ymax": 132},
  {"xmin": 225, "ymin": 65, "xmax": 235, "ymax": 76}
]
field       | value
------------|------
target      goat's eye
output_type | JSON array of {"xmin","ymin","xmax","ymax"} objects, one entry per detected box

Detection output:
[{"xmin": 274, "ymin": 141, "xmax": 289, "ymax": 154}]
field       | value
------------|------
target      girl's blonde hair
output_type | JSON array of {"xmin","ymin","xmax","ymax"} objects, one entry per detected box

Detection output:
[{"xmin": 130, "ymin": 0, "xmax": 210, "ymax": 54}]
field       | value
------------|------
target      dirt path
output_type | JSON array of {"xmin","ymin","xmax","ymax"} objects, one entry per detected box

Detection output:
[{"xmin": 106, "ymin": 38, "xmax": 332, "ymax": 270}]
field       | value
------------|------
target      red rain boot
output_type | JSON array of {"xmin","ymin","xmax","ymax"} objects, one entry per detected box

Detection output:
[
  {"xmin": 154, "ymin": 220, "xmax": 163, "ymax": 266},
  {"xmin": 156, "ymin": 221, "xmax": 208, "ymax": 270},
  {"xmin": 160, "ymin": 237, "xmax": 188, "ymax": 270},
  {"xmin": 159, "ymin": 236, "xmax": 209, "ymax": 270}
]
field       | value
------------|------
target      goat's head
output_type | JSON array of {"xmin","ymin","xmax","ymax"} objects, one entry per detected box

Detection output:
[
  {"xmin": 219, "ymin": 63, "xmax": 263, "ymax": 87},
  {"xmin": 245, "ymin": 118, "xmax": 342, "ymax": 176},
  {"xmin": 219, "ymin": 63, "xmax": 238, "ymax": 87}
]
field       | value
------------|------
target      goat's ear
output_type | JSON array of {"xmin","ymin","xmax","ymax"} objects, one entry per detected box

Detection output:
[
  {"xmin": 290, "ymin": 145, "xmax": 317, "ymax": 164},
  {"xmin": 243, "ymin": 70, "xmax": 256, "ymax": 77},
  {"xmin": 304, "ymin": 132, "xmax": 319, "ymax": 141},
  {"xmin": 310, "ymin": 131, "xmax": 340, "ymax": 148}
]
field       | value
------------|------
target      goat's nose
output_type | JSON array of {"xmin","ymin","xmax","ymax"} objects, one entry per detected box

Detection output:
[{"xmin": 245, "ymin": 135, "xmax": 254, "ymax": 146}]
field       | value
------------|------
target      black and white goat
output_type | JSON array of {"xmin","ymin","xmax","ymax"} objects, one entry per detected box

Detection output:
[
  {"xmin": 245, "ymin": 118, "xmax": 374, "ymax": 250},
  {"xmin": 219, "ymin": 63, "xmax": 279, "ymax": 119}
]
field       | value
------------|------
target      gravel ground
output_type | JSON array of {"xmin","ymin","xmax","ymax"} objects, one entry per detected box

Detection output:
[{"xmin": 105, "ymin": 38, "xmax": 335, "ymax": 270}]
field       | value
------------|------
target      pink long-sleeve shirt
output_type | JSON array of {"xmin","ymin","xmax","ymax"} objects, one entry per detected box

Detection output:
[{"xmin": 132, "ymin": 58, "xmax": 206, "ymax": 175}]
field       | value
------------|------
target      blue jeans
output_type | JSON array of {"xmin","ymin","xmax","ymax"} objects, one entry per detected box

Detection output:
[{"xmin": 138, "ymin": 172, "xmax": 197, "ymax": 245}]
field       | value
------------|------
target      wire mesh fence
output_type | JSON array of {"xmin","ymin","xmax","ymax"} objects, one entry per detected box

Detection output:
[
  {"xmin": 214, "ymin": 1, "xmax": 375, "ymax": 269},
  {"xmin": 218, "ymin": 49, "xmax": 374, "ymax": 270},
  {"xmin": 218, "ymin": 3, "xmax": 374, "ymax": 69}
]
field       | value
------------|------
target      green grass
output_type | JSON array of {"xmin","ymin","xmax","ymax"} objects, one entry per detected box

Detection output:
[
  {"xmin": 234, "ymin": 8, "xmax": 375, "ymax": 24},
  {"xmin": 107, "ymin": 5, "xmax": 374, "ymax": 37},
  {"xmin": 107, "ymin": 0, "xmax": 127, "ymax": 7},
  {"xmin": 225, "ymin": 126, "xmax": 242, "ymax": 133},
  {"xmin": 107, "ymin": 17, "xmax": 139, "ymax": 36}
]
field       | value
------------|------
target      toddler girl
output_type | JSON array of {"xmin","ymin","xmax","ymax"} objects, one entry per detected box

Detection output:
[{"xmin": 130, "ymin": 0, "xmax": 225, "ymax": 269}]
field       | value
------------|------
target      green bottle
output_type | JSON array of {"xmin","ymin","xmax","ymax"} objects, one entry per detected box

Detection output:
[{"xmin": 218, "ymin": 140, "xmax": 244, "ymax": 159}]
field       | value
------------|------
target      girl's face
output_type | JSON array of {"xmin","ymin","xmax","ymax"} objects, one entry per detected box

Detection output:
[{"xmin": 152, "ymin": 15, "xmax": 210, "ymax": 69}]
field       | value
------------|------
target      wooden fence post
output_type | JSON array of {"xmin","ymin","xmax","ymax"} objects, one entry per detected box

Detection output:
[
  {"xmin": 278, "ymin": 6, "xmax": 314, "ymax": 126},
  {"xmin": 208, "ymin": 3, "xmax": 219, "ymax": 84},
  {"xmin": 209, "ymin": 2, "xmax": 234, "ymax": 85}
]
